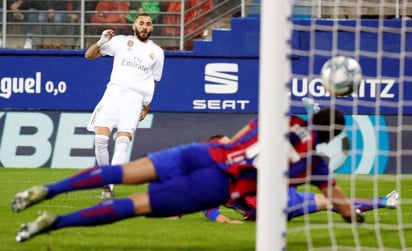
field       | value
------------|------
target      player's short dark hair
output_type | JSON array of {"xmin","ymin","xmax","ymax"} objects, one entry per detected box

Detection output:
[
  {"xmin": 206, "ymin": 134, "xmax": 227, "ymax": 142},
  {"xmin": 311, "ymin": 108, "xmax": 345, "ymax": 143},
  {"xmin": 137, "ymin": 12, "xmax": 151, "ymax": 19}
]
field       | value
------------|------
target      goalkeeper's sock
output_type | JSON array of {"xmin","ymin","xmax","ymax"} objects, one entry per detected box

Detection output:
[
  {"xmin": 353, "ymin": 197, "xmax": 387, "ymax": 212},
  {"xmin": 331, "ymin": 197, "xmax": 387, "ymax": 213},
  {"xmin": 51, "ymin": 198, "xmax": 135, "ymax": 229},
  {"xmin": 45, "ymin": 165, "xmax": 123, "ymax": 198}
]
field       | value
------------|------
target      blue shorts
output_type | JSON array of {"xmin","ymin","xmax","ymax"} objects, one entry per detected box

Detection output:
[
  {"xmin": 147, "ymin": 143, "xmax": 217, "ymax": 181},
  {"xmin": 148, "ymin": 166, "xmax": 230, "ymax": 217},
  {"xmin": 287, "ymin": 186, "xmax": 316, "ymax": 220}
]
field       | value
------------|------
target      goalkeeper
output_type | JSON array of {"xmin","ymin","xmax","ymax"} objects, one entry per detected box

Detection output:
[{"xmin": 202, "ymin": 134, "xmax": 399, "ymax": 223}]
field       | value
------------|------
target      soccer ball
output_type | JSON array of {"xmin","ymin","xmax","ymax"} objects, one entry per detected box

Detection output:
[{"xmin": 320, "ymin": 56, "xmax": 362, "ymax": 96}]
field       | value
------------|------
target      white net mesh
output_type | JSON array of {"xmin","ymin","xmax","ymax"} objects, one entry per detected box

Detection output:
[{"xmin": 287, "ymin": 0, "xmax": 412, "ymax": 250}]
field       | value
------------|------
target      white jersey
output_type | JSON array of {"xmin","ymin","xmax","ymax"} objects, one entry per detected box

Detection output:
[
  {"xmin": 100, "ymin": 35, "xmax": 164, "ymax": 104},
  {"xmin": 87, "ymin": 35, "xmax": 164, "ymax": 133}
]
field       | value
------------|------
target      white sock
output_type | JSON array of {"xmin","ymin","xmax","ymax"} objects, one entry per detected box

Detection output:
[
  {"xmin": 94, "ymin": 135, "xmax": 109, "ymax": 165},
  {"xmin": 110, "ymin": 136, "xmax": 131, "ymax": 191},
  {"xmin": 111, "ymin": 135, "xmax": 130, "ymax": 165}
]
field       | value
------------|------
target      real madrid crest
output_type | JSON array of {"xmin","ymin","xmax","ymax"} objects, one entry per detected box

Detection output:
[{"xmin": 127, "ymin": 40, "xmax": 134, "ymax": 48}]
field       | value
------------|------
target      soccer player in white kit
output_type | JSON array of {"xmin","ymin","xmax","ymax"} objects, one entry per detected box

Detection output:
[{"xmin": 84, "ymin": 13, "xmax": 164, "ymax": 200}]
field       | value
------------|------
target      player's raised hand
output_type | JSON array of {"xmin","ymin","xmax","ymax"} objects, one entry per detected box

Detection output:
[
  {"xmin": 96, "ymin": 29, "xmax": 114, "ymax": 47},
  {"xmin": 302, "ymin": 97, "xmax": 320, "ymax": 115}
]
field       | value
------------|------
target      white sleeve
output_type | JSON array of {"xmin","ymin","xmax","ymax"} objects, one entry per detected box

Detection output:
[
  {"xmin": 152, "ymin": 48, "xmax": 164, "ymax": 82},
  {"xmin": 99, "ymin": 36, "xmax": 120, "ymax": 56}
]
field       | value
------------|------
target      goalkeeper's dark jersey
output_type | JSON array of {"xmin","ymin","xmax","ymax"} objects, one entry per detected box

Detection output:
[{"xmin": 288, "ymin": 116, "xmax": 336, "ymax": 189}]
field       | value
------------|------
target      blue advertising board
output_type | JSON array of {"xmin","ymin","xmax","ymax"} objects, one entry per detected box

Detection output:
[
  {"xmin": 152, "ymin": 57, "xmax": 258, "ymax": 112},
  {"xmin": 0, "ymin": 50, "xmax": 259, "ymax": 112},
  {"xmin": 0, "ymin": 50, "xmax": 111, "ymax": 110}
]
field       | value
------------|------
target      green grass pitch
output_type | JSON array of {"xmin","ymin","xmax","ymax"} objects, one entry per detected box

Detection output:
[{"xmin": 0, "ymin": 168, "xmax": 411, "ymax": 250}]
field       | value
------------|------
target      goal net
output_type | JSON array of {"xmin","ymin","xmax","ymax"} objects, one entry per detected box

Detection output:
[{"xmin": 282, "ymin": 0, "xmax": 412, "ymax": 250}]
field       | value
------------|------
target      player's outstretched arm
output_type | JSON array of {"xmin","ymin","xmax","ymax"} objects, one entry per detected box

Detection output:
[
  {"xmin": 216, "ymin": 215, "xmax": 244, "ymax": 224},
  {"xmin": 85, "ymin": 29, "xmax": 114, "ymax": 60},
  {"xmin": 84, "ymin": 44, "xmax": 102, "ymax": 60},
  {"xmin": 203, "ymin": 208, "xmax": 244, "ymax": 224},
  {"xmin": 230, "ymin": 123, "xmax": 253, "ymax": 143}
]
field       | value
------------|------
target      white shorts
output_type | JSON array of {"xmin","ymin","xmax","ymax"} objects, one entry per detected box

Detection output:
[{"xmin": 87, "ymin": 84, "xmax": 145, "ymax": 135}]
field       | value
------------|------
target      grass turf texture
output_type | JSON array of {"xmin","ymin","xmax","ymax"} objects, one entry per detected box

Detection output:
[{"xmin": 0, "ymin": 168, "xmax": 411, "ymax": 250}]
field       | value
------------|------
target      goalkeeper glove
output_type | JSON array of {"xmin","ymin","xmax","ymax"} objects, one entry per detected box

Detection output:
[
  {"xmin": 96, "ymin": 29, "xmax": 114, "ymax": 47},
  {"xmin": 302, "ymin": 97, "xmax": 320, "ymax": 115}
]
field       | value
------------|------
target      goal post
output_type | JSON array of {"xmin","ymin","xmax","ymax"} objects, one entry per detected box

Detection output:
[{"xmin": 256, "ymin": 0, "xmax": 290, "ymax": 250}]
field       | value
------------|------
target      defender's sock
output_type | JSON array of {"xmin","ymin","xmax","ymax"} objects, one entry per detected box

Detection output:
[
  {"xmin": 52, "ymin": 198, "xmax": 135, "ymax": 229},
  {"xmin": 45, "ymin": 165, "xmax": 123, "ymax": 198}
]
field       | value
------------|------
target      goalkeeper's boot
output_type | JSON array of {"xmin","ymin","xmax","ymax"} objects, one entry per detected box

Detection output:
[
  {"xmin": 16, "ymin": 211, "xmax": 56, "ymax": 242},
  {"xmin": 11, "ymin": 185, "xmax": 49, "ymax": 212},
  {"xmin": 100, "ymin": 185, "xmax": 115, "ymax": 200},
  {"xmin": 384, "ymin": 190, "xmax": 400, "ymax": 209}
]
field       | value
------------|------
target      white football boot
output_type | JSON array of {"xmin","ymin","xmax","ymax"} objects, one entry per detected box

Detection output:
[
  {"xmin": 384, "ymin": 190, "xmax": 400, "ymax": 209},
  {"xmin": 16, "ymin": 211, "xmax": 57, "ymax": 242},
  {"xmin": 12, "ymin": 185, "xmax": 49, "ymax": 212}
]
